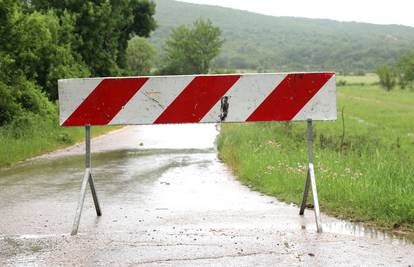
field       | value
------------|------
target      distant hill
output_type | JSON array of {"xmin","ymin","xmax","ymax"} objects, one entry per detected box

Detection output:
[{"xmin": 150, "ymin": 0, "xmax": 414, "ymax": 73}]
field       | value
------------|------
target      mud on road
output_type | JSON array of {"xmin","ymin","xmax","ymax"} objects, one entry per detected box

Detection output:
[{"xmin": 0, "ymin": 125, "xmax": 413, "ymax": 266}]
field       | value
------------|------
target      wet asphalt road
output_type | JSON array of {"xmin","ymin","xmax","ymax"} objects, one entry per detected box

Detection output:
[{"xmin": 0, "ymin": 124, "xmax": 413, "ymax": 266}]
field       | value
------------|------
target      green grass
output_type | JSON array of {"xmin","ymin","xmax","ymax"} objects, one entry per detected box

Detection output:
[
  {"xmin": 336, "ymin": 73, "xmax": 379, "ymax": 85},
  {"xmin": 0, "ymin": 114, "xmax": 119, "ymax": 168},
  {"xmin": 217, "ymin": 76, "xmax": 414, "ymax": 232}
]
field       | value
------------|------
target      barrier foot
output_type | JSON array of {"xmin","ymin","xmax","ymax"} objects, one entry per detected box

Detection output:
[
  {"xmin": 71, "ymin": 126, "xmax": 102, "ymax": 236},
  {"xmin": 299, "ymin": 120, "xmax": 323, "ymax": 233}
]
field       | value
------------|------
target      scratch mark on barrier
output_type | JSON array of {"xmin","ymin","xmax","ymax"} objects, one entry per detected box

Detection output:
[{"xmin": 142, "ymin": 91, "xmax": 164, "ymax": 110}]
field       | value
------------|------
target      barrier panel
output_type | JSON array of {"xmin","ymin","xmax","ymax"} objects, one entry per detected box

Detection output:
[{"xmin": 58, "ymin": 72, "xmax": 336, "ymax": 235}]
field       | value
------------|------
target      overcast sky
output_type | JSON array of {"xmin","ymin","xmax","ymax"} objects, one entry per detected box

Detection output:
[{"xmin": 178, "ymin": 0, "xmax": 414, "ymax": 27}]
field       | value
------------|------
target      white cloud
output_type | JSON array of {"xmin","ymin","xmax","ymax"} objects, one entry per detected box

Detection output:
[{"xmin": 178, "ymin": 0, "xmax": 414, "ymax": 27}]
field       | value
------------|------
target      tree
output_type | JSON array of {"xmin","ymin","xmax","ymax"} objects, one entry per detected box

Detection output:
[
  {"xmin": 376, "ymin": 65, "xmax": 396, "ymax": 91},
  {"xmin": 29, "ymin": 0, "xmax": 157, "ymax": 77},
  {"xmin": 14, "ymin": 11, "xmax": 90, "ymax": 100},
  {"xmin": 126, "ymin": 37, "xmax": 156, "ymax": 75},
  {"xmin": 0, "ymin": 1, "xmax": 89, "ymax": 101},
  {"xmin": 161, "ymin": 19, "xmax": 223, "ymax": 75},
  {"xmin": 396, "ymin": 50, "xmax": 414, "ymax": 89}
]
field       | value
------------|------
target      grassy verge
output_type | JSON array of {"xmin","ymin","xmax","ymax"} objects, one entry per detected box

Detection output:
[
  {"xmin": 0, "ymin": 113, "xmax": 119, "ymax": 168},
  {"xmin": 217, "ymin": 78, "xmax": 414, "ymax": 232}
]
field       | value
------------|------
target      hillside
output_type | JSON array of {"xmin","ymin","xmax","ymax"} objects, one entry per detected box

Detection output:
[{"xmin": 151, "ymin": 0, "xmax": 414, "ymax": 72}]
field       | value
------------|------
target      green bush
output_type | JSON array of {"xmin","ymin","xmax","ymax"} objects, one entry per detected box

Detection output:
[
  {"xmin": 13, "ymin": 78, "xmax": 55, "ymax": 115},
  {"xmin": 376, "ymin": 65, "xmax": 396, "ymax": 91},
  {"xmin": 337, "ymin": 80, "xmax": 347, "ymax": 86},
  {"xmin": 0, "ymin": 77, "xmax": 55, "ymax": 126},
  {"xmin": 9, "ymin": 113, "xmax": 35, "ymax": 139},
  {"xmin": 56, "ymin": 132, "xmax": 74, "ymax": 144},
  {"xmin": 0, "ymin": 82, "xmax": 21, "ymax": 126}
]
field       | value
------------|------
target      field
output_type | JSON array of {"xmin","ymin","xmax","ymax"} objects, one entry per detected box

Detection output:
[
  {"xmin": 0, "ymin": 114, "xmax": 118, "ymax": 168},
  {"xmin": 217, "ymin": 75, "xmax": 414, "ymax": 232},
  {"xmin": 336, "ymin": 73, "xmax": 379, "ymax": 85}
]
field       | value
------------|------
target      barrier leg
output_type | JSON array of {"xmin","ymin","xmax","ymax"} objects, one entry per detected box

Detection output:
[
  {"xmin": 71, "ymin": 126, "xmax": 102, "ymax": 236},
  {"xmin": 299, "ymin": 120, "xmax": 323, "ymax": 233},
  {"xmin": 89, "ymin": 172, "xmax": 102, "ymax": 216},
  {"xmin": 71, "ymin": 169, "xmax": 91, "ymax": 235},
  {"xmin": 299, "ymin": 170, "xmax": 310, "ymax": 215}
]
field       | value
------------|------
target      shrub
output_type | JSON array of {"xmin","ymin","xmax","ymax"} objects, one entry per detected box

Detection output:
[
  {"xmin": 376, "ymin": 65, "xmax": 396, "ymax": 91},
  {"xmin": 0, "ymin": 82, "xmax": 21, "ymax": 126},
  {"xmin": 8, "ymin": 113, "xmax": 35, "ymax": 138},
  {"xmin": 13, "ymin": 78, "xmax": 55, "ymax": 116},
  {"xmin": 337, "ymin": 80, "xmax": 347, "ymax": 86}
]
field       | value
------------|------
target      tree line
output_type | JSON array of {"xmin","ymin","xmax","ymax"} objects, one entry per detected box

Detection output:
[
  {"xmin": 0, "ymin": 0, "xmax": 223, "ymax": 128},
  {"xmin": 151, "ymin": 0, "xmax": 414, "ymax": 74},
  {"xmin": 376, "ymin": 50, "xmax": 414, "ymax": 91}
]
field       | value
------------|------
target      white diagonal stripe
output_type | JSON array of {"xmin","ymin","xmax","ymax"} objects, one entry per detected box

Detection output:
[
  {"xmin": 58, "ymin": 78, "xmax": 103, "ymax": 125},
  {"xmin": 200, "ymin": 74, "xmax": 287, "ymax": 123},
  {"xmin": 293, "ymin": 75, "xmax": 336, "ymax": 121},
  {"xmin": 109, "ymin": 76, "xmax": 194, "ymax": 125}
]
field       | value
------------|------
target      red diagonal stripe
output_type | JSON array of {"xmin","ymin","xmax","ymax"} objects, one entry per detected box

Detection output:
[
  {"xmin": 63, "ymin": 78, "xmax": 149, "ymax": 126},
  {"xmin": 246, "ymin": 73, "xmax": 334, "ymax": 122},
  {"xmin": 154, "ymin": 75, "xmax": 241, "ymax": 124}
]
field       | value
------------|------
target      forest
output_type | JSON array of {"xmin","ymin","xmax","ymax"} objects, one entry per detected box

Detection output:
[{"xmin": 152, "ymin": 0, "xmax": 414, "ymax": 73}]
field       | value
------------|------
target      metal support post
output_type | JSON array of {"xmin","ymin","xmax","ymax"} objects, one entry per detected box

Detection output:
[
  {"xmin": 85, "ymin": 125, "xmax": 102, "ymax": 217},
  {"xmin": 71, "ymin": 126, "xmax": 102, "ymax": 236},
  {"xmin": 299, "ymin": 119, "xmax": 323, "ymax": 233}
]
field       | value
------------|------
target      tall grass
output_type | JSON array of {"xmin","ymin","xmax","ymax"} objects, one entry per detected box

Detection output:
[
  {"xmin": 0, "ymin": 114, "xmax": 117, "ymax": 167},
  {"xmin": 217, "ymin": 82, "xmax": 414, "ymax": 231}
]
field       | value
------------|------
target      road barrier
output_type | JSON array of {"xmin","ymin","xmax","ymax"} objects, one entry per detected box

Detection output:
[{"xmin": 59, "ymin": 72, "xmax": 336, "ymax": 235}]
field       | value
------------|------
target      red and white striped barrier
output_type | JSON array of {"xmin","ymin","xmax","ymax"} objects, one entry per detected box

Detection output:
[
  {"xmin": 61, "ymin": 72, "xmax": 336, "ymax": 235},
  {"xmin": 58, "ymin": 73, "xmax": 336, "ymax": 126}
]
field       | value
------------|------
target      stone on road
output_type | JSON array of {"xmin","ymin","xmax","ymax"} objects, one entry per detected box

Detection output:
[{"xmin": 0, "ymin": 125, "xmax": 413, "ymax": 266}]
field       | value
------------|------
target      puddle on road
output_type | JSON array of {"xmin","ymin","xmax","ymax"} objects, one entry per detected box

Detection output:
[
  {"xmin": 323, "ymin": 220, "xmax": 414, "ymax": 245},
  {"xmin": 0, "ymin": 124, "xmax": 412, "ymax": 247}
]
